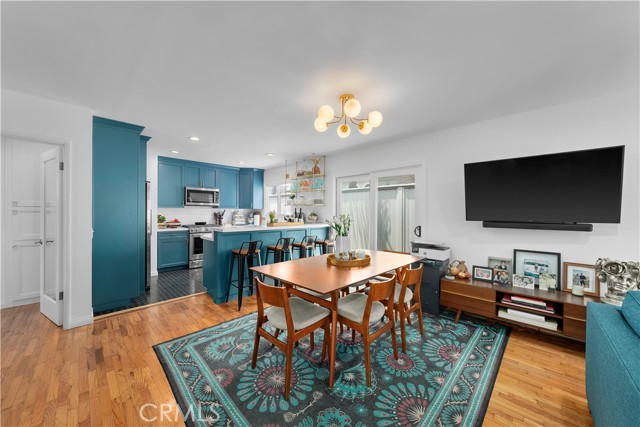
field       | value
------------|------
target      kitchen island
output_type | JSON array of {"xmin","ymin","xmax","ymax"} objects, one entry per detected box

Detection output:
[{"xmin": 201, "ymin": 223, "xmax": 330, "ymax": 303}]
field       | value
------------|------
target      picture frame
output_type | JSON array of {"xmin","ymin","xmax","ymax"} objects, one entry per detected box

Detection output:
[
  {"xmin": 513, "ymin": 249, "xmax": 561, "ymax": 290},
  {"xmin": 472, "ymin": 265, "xmax": 494, "ymax": 282},
  {"xmin": 563, "ymin": 262, "xmax": 600, "ymax": 297},
  {"xmin": 488, "ymin": 256, "xmax": 512, "ymax": 285},
  {"xmin": 513, "ymin": 274, "xmax": 535, "ymax": 289}
]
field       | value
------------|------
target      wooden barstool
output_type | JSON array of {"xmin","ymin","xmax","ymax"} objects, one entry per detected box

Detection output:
[
  {"xmin": 315, "ymin": 233, "xmax": 336, "ymax": 255},
  {"xmin": 226, "ymin": 240, "xmax": 263, "ymax": 310},
  {"xmin": 292, "ymin": 235, "xmax": 317, "ymax": 258},
  {"xmin": 265, "ymin": 237, "xmax": 295, "ymax": 264}
]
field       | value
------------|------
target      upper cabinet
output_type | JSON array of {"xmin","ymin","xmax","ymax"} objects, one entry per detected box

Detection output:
[
  {"xmin": 158, "ymin": 158, "xmax": 185, "ymax": 208},
  {"xmin": 158, "ymin": 157, "xmax": 256, "ymax": 209},
  {"xmin": 239, "ymin": 168, "xmax": 264, "ymax": 209}
]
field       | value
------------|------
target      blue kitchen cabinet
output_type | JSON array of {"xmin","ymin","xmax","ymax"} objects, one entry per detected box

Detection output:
[
  {"xmin": 157, "ymin": 231, "xmax": 189, "ymax": 270},
  {"xmin": 158, "ymin": 157, "xmax": 184, "ymax": 208},
  {"xmin": 217, "ymin": 166, "xmax": 239, "ymax": 208},
  {"xmin": 239, "ymin": 168, "xmax": 264, "ymax": 209},
  {"xmin": 92, "ymin": 117, "xmax": 147, "ymax": 312},
  {"xmin": 184, "ymin": 164, "xmax": 217, "ymax": 189}
]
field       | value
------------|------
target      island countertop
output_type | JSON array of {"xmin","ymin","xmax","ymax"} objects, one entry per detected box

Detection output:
[{"xmin": 209, "ymin": 223, "xmax": 329, "ymax": 233}]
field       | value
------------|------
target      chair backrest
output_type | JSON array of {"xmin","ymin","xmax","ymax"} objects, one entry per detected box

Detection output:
[
  {"xmin": 276, "ymin": 237, "xmax": 295, "ymax": 251},
  {"xmin": 396, "ymin": 264, "xmax": 424, "ymax": 304},
  {"xmin": 241, "ymin": 240, "xmax": 263, "ymax": 254},
  {"xmin": 303, "ymin": 235, "xmax": 316, "ymax": 246},
  {"xmin": 362, "ymin": 274, "xmax": 396, "ymax": 324},
  {"xmin": 255, "ymin": 277, "xmax": 295, "ymax": 331}
]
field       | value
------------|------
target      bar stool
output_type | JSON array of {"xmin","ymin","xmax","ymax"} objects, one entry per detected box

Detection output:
[
  {"xmin": 315, "ymin": 232, "xmax": 336, "ymax": 255},
  {"xmin": 265, "ymin": 237, "xmax": 295, "ymax": 264},
  {"xmin": 292, "ymin": 235, "xmax": 317, "ymax": 258},
  {"xmin": 226, "ymin": 240, "xmax": 263, "ymax": 310}
]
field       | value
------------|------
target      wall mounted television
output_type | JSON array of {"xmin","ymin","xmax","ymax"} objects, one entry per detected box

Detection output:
[{"xmin": 464, "ymin": 146, "xmax": 625, "ymax": 231}]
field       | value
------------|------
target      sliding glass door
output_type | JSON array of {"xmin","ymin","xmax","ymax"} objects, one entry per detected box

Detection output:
[
  {"xmin": 337, "ymin": 167, "xmax": 421, "ymax": 253},
  {"xmin": 337, "ymin": 176, "xmax": 371, "ymax": 250}
]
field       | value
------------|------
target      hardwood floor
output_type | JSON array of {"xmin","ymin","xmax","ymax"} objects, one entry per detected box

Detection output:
[{"xmin": 1, "ymin": 295, "xmax": 592, "ymax": 426}]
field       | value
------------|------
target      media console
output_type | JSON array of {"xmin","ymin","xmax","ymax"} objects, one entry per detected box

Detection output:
[{"xmin": 440, "ymin": 277, "xmax": 600, "ymax": 341}]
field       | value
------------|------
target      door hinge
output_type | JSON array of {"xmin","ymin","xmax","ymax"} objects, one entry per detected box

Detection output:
[
  {"xmin": 59, "ymin": 291, "xmax": 64, "ymax": 300},
  {"xmin": 59, "ymin": 162, "xmax": 64, "ymax": 171}
]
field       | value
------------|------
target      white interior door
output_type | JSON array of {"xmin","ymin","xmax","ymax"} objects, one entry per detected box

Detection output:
[{"xmin": 40, "ymin": 146, "xmax": 63, "ymax": 325}]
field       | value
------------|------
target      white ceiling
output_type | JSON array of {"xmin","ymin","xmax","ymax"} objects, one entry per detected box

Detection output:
[{"xmin": 2, "ymin": 1, "xmax": 638, "ymax": 168}]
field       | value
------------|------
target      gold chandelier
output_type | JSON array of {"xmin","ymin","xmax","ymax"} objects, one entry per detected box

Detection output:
[{"xmin": 314, "ymin": 94, "xmax": 383, "ymax": 138}]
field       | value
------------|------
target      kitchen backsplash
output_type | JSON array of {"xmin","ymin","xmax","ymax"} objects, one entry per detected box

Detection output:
[{"xmin": 158, "ymin": 207, "xmax": 256, "ymax": 225}]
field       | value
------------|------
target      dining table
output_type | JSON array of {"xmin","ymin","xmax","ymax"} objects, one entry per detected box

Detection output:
[{"xmin": 250, "ymin": 250, "xmax": 425, "ymax": 388}]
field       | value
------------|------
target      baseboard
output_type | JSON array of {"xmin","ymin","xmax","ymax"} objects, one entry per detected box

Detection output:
[
  {"xmin": 65, "ymin": 314, "xmax": 94, "ymax": 330},
  {"xmin": 2, "ymin": 296, "xmax": 39, "ymax": 309}
]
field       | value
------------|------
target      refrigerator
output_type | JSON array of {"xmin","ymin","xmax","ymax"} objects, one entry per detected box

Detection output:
[{"xmin": 145, "ymin": 181, "xmax": 151, "ymax": 291}]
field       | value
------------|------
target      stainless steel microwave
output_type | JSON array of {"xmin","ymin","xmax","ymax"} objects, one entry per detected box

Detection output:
[{"xmin": 184, "ymin": 187, "xmax": 220, "ymax": 207}]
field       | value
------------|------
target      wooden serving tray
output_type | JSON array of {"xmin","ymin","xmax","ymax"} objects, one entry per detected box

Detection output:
[
  {"xmin": 327, "ymin": 254, "xmax": 371, "ymax": 267},
  {"xmin": 267, "ymin": 221, "xmax": 305, "ymax": 227}
]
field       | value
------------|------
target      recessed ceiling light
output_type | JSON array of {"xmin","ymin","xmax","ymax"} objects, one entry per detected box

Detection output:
[
  {"xmin": 189, "ymin": 136, "xmax": 200, "ymax": 141},
  {"xmin": 170, "ymin": 150, "xmax": 179, "ymax": 154},
  {"xmin": 265, "ymin": 153, "xmax": 276, "ymax": 157},
  {"xmin": 239, "ymin": 161, "xmax": 245, "ymax": 165}
]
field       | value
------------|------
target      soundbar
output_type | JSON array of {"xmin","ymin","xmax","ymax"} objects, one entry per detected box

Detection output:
[{"xmin": 482, "ymin": 221, "xmax": 593, "ymax": 232}]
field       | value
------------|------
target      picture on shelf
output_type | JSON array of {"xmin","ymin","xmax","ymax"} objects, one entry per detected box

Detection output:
[
  {"xmin": 472, "ymin": 266, "xmax": 494, "ymax": 282},
  {"xmin": 493, "ymin": 270, "xmax": 511, "ymax": 286},
  {"xmin": 563, "ymin": 262, "xmax": 600, "ymax": 296},
  {"xmin": 488, "ymin": 256, "xmax": 512, "ymax": 275},
  {"xmin": 513, "ymin": 274, "xmax": 535, "ymax": 289},
  {"xmin": 538, "ymin": 273, "xmax": 557, "ymax": 291},
  {"xmin": 514, "ymin": 249, "xmax": 561, "ymax": 289}
]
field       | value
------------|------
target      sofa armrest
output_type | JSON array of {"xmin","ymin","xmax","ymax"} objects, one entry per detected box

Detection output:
[{"xmin": 586, "ymin": 302, "xmax": 640, "ymax": 427}]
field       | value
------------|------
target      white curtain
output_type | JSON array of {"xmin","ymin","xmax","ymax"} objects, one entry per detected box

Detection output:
[
  {"xmin": 340, "ymin": 188, "xmax": 370, "ymax": 249},
  {"xmin": 377, "ymin": 185, "xmax": 415, "ymax": 252}
]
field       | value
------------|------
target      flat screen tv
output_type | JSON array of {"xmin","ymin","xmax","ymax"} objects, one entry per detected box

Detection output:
[{"xmin": 464, "ymin": 146, "xmax": 625, "ymax": 231}]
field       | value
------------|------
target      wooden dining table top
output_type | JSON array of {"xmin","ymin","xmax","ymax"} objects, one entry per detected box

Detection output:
[{"xmin": 250, "ymin": 250, "xmax": 425, "ymax": 293}]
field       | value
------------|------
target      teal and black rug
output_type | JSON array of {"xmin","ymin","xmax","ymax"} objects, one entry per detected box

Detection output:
[{"xmin": 154, "ymin": 311, "xmax": 510, "ymax": 427}]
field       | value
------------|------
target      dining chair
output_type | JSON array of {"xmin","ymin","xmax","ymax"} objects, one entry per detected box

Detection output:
[
  {"xmin": 393, "ymin": 264, "xmax": 425, "ymax": 352},
  {"xmin": 337, "ymin": 274, "xmax": 399, "ymax": 387},
  {"xmin": 251, "ymin": 277, "xmax": 331, "ymax": 400}
]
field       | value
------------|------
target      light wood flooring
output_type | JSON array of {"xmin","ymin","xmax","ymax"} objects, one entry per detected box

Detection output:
[{"xmin": 1, "ymin": 294, "xmax": 592, "ymax": 426}]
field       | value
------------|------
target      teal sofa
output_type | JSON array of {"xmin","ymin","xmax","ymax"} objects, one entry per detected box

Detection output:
[{"xmin": 586, "ymin": 291, "xmax": 640, "ymax": 427}]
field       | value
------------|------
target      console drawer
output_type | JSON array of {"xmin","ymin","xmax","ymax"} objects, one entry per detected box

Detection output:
[
  {"xmin": 440, "ymin": 291, "xmax": 495, "ymax": 318},
  {"xmin": 565, "ymin": 303, "xmax": 587, "ymax": 321},
  {"xmin": 441, "ymin": 280, "xmax": 495, "ymax": 301},
  {"xmin": 564, "ymin": 318, "xmax": 586, "ymax": 341}
]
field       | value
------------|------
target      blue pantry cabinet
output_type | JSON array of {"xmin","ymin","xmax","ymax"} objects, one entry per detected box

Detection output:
[
  {"xmin": 92, "ymin": 117, "xmax": 148, "ymax": 312},
  {"xmin": 157, "ymin": 231, "xmax": 189, "ymax": 270},
  {"xmin": 239, "ymin": 168, "xmax": 264, "ymax": 209}
]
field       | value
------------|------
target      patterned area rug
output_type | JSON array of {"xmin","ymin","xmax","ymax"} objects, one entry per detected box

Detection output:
[{"xmin": 154, "ymin": 311, "xmax": 509, "ymax": 427}]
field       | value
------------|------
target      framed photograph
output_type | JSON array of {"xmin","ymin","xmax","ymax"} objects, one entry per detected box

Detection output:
[
  {"xmin": 513, "ymin": 274, "xmax": 535, "ymax": 289},
  {"xmin": 472, "ymin": 265, "xmax": 494, "ymax": 282},
  {"xmin": 493, "ymin": 270, "xmax": 511, "ymax": 286},
  {"xmin": 563, "ymin": 262, "xmax": 600, "ymax": 296},
  {"xmin": 513, "ymin": 249, "xmax": 561, "ymax": 290},
  {"xmin": 488, "ymin": 257, "xmax": 512, "ymax": 275},
  {"xmin": 538, "ymin": 273, "xmax": 557, "ymax": 291}
]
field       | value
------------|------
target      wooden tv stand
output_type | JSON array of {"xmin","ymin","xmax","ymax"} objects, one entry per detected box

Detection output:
[{"xmin": 440, "ymin": 277, "xmax": 599, "ymax": 341}]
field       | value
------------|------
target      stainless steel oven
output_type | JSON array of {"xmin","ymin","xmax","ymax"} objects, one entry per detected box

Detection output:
[
  {"xmin": 185, "ymin": 224, "xmax": 214, "ymax": 268},
  {"xmin": 184, "ymin": 187, "xmax": 220, "ymax": 207}
]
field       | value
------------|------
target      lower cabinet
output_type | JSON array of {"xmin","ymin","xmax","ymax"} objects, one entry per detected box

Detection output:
[{"xmin": 158, "ymin": 232, "xmax": 189, "ymax": 270}]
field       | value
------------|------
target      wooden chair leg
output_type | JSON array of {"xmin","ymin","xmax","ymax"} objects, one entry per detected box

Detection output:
[
  {"xmin": 390, "ymin": 320, "xmax": 399, "ymax": 360},
  {"xmin": 252, "ymin": 324, "xmax": 261, "ymax": 369},
  {"xmin": 285, "ymin": 340, "xmax": 294, "ymax": 400},
  {"xmin": 417, "ymin": 308, "xmax": 425, "ymax": 335},
  {"xmin": 400, "ymin": 316, "xmax": 407, "ymax": 353},
  {"xmin": 405, "ymin": 304, "xmax": 412, "ymax": 325},
  {"xmin": 352, "ymin": 329, "xmax": 356, "ymax": 342},
  {"xmin": 363, "ymin": 333, "xmax": 372, "ymax": 387},
  {"xmin": 321, "ymin": 323, "xmax": 329, "ymax": 361},
  {"xmin": 309, "ymin": 331, "xmax": 314, "ymax": 351}
]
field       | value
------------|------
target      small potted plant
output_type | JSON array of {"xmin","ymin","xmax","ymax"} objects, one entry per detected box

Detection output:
[
  {"xmin": 268, "ymin": 210, "xmax": 277, "ymax": 224},
  {"xmin": 157, "ymin": 214, "xmax": 167, "ymax": 229}
]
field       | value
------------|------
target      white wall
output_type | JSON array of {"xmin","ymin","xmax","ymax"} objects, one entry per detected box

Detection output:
[
  {"xmin": 265, "ymin": 90, "xmax": 640, "ymax": 295},
  {"xmin": 1, "ymin": 89, "xmax": 94, "ymax": 328}
]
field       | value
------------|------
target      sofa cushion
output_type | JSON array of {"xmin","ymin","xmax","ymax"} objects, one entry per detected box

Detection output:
[{"xmin": 622, "ymin": 291, "xmax": 640, "ymax": 338}]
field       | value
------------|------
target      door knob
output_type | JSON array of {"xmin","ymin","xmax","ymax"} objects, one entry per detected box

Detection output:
[
  {"xmin": 46, "ymin": 240, "xmax": 55, "ymax": 244},
  {"xmin": 35, "ymin": 240, "xmax": 43, "ymax": 245}
]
